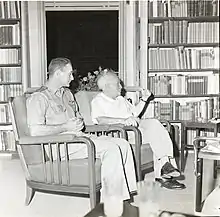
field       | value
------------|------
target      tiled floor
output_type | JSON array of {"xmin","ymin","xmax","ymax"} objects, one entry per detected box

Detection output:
[{"xmin": 1, "ymin": 153, "xmax": 220, "ymax": 217}]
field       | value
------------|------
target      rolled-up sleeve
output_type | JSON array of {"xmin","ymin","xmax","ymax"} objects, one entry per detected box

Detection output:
[{"xmin": 26, "ymin": 93, "xmax": 48, "ymax": 136}]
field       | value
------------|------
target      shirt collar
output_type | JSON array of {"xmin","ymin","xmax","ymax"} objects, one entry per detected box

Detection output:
[
  {"xmin": 45, "ymin": 84, "xmax": 65, "ymax": 97},
  {"xmin": 100, "ymin": 92, "xmax": 119, "ymax": 102}
]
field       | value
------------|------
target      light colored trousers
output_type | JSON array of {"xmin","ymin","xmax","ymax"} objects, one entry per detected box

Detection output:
[
  {"xmin": 129, "ymin": 118, "xmax": 177, "ymax": 178},
  {"xmin": 56, "ymin": 135, "xmax": 137, "ymax": 201}
]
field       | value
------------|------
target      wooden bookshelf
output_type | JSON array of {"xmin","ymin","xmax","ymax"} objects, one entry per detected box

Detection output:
[
  {"xmin": 0, "ymin": 45, "xmax": 21, "ymax": 49},
  {"xmin": 154, "ymin": 94, "xmax": 220, "ymax": 98},
  {"xmin": 149, "ymin": 69, "xmax": 219, "ymax": 73},
  {"xmin": 149, "ymin": 43, "xmax": 220, "ymax": 48},
  {"xmin": 147, "ymin": 0, "xmax": 220, "ymax": 124},
  {"xmin": 0, "ymin": 18, "xmax": 20, "ymax": 24},
  {"xmin": 149, "ymin": 16, "xmax": 219, "ymax": 23},
  {"xmin": 0, "ymin": 1, "xmax": 21, "ymax": 154},
  {"xmin": 0, "ymin": 64, "xmax": 21, "ymax": 67}
]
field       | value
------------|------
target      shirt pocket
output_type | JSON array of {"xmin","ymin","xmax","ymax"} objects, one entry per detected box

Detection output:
[{"xmin": 48, "ymin": 100, "xmax": 66, "ymax": 114}]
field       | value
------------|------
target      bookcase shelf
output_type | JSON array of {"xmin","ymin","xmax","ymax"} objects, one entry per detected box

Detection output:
[
  {"xmin": 149, "ymin": 43, "xmax": 220, "ymax": 48},
  {"xmin": 0, "ymin": 45, "xmax": 21, "ymax": 49},
  {"xmin": 147, "ymin": 0, "xmax": 220, "ymax": 125},
  {"xmin": 0, "ymin": 18, "xmax": 20, "ymax": 25},
  {"xmin": 0, "ymin": 63, "xmax": 21, "ymax": 67},
  {"xmin": 0, "ymin": 1, "xmax": 22, "ymax": 154},
  {"xmin": 154, "ymin": 94, "xmax": 220, "ymax": 99},
  {"xmin": 149, "ymin": 69, "xmax": 219, "ymax": 73},
  {"xmin": 0, "ymin": 122, "xmax": 12, "ymax": 126},
  {"xmin": 0, "ymin": 82, "xmax": 22, "ymax": 85},
  {"xmin": 149, "ymin": 16, "xmax": 219, "ymax": 23}
]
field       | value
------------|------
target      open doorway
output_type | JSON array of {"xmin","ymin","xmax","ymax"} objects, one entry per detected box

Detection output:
[{"xmin": 46, "ymin": 11, "xmax": 118, "ymax": 77}]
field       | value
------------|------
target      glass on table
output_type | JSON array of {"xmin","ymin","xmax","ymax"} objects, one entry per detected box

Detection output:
[{"xmin": 137, "ymin": 180, "xmax": 160, "ymax": 217}]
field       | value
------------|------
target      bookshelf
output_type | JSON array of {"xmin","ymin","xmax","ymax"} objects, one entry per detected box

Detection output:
[
  {"xmin": 146, "ymin": 0, "xmax": 220, "ymax": 125},
  {"xmin": 0, "ymin": 1, "xmax": 21, "ymax": 156}
]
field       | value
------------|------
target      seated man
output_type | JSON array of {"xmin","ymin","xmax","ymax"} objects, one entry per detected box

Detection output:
[
  {"xmin": 91, "ymin": 69, "xmax": 186, "ymax": 190},
  {"xmin": 26, "ymin": 57, "xmax": 137, "ymax": 202}
]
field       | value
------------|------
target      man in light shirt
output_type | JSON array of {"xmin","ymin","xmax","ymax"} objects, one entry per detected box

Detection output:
[
  {"xmin": 91, "ymin": 69, "xmax": 186, "ymax": 190},
  {"xmin": 26, "ymin": 58, "xmax": 137, "ymax": 202}
]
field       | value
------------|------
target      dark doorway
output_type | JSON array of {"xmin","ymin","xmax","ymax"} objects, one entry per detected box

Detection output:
[{"xmin": 46, "ymin": 11, "xmax": 118, "ymax": 76}]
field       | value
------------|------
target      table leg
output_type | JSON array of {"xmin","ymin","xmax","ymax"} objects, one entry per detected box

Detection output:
[
  {"xmin": 213, "ymin": 126, "xmax": 218, "ymax": 179},
  {"xmin": 180, "ymin": 124, "xmax": 185, "ymax": 172},
  {"xmin": 195, "ymin": 157, "xmax": 203, "ymax": 212}
]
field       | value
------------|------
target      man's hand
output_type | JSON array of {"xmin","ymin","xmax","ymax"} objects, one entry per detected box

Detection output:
[
  {"xmin": 124, "ymin": 116, "xmax": 140, "ymax": 127},
  {"xmin": 63, "ymin": 118, "xmax": 84, "ymax": 132},
  {"xmin": 141, "ymin": 89, "xmax": 152, "ymax": 101}
]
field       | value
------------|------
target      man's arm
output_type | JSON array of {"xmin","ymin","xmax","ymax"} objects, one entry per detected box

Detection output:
[
  {"xmin": 132, "ymin": 91, "xmax": 155, "ymax": 118},
  {"xmin": 96, "ymin": 116, "xmax": 139, "ymax": 127},
  {"xmin": 96, "ymin": 116, "xmax": 126, "ymax": 125}
]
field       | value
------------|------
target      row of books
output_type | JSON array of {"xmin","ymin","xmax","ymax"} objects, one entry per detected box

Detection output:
[
  {"xmin": 148, "ymin": 0, "xmax": 219, "ymax": 18},
  {"xmin": 0, "ymin": 1, "xmax": 20, "ymax": 19},
  {"xmin": 0, "ymin": 67, "xmax": 21, "ymax": 82},
  {"xmin": 0, "ymin": 84, "xmax": 22, "ymax": 101},
  {"xmin": 0, "ymin": 49, "xmax": 21, "ymax": 64},
  {"xmin": 148, "ymin": 21, "xmax": 219, "ymax": 44},
  {"xmin": 0, "ymin": 24, "xmax": 20, "ymax": 45},
  {"xmin": 185, "ymin": 130, "xmax": 218, "ymax": 146},
  {"xmin": 149, "ymin": 74, "xmax": 219, "ymax": 95},
  {"xmin": 0, "ymin": 104, "xmax": 10, "ymax": 123},
  {"xmin": 0, "ymin": 131, "xmax": 15, "ymax": 151},
  {"xmin": 188, "ymin": 22, "xmax": 219, "ymax": 43},
  {"xmin": 149, "ymin": 47, "xmax": 219, "ymax": 70},
  {"xmin": 144, "ymin": 97, "xmax": 220, "ymax": 122}
]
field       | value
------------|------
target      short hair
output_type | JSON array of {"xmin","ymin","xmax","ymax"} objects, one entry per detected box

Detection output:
[
  {"xmin": 97, "ymin": 69, "xmax": 118, "ymax": 90},
  {"xmin": 48, "ymin": 57, "xmax": 72, "ymax": 76}
]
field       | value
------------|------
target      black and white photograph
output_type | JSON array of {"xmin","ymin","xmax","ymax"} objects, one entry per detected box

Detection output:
[{"xmin": 0, "ymin": 1, "xmax": 219, "ymax": 217}]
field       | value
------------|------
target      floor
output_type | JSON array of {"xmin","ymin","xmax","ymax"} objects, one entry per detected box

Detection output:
[{"xmin": 1, "ymin": 153, "xmax": 220, "ymax": 217}]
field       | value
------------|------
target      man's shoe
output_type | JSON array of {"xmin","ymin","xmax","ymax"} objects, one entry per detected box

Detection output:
[
  {"xmin": 161, "ymin": 162, "xmax": 181, "ymax": 179},
  {"xmin": 155, "ymin": 178, "xmax": 186, "ymax": 190}
]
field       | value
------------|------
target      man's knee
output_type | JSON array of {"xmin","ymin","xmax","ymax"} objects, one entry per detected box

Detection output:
[
  {"xmin": 111, "ymin": 138, "xmax": 130, "ymax": 152},
  {"xmin": 141, "ymin": 118, "xmax": 162, "ymax": 130}
]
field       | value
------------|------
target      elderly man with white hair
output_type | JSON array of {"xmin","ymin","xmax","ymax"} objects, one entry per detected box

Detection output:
[{"xmin": 91, "ymin": 69, "xmax": 186, "ymax": 190}]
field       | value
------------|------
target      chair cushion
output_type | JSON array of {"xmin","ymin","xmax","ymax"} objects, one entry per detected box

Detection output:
[
  {"xmin": 74, "ymin": 91, "xmax": 99, "ymax": 125},
  {"xmin": 28, "ymin": 158, "xmax": 101, "ymax": 186},
  {"xmin": 11, "ymin": 95, "xmax": 45, "ymax": 165}
]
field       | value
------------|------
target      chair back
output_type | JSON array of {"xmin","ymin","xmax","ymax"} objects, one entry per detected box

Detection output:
[
  {"xmin": 75, "ymin": 90, "xmax": 99, "ymax": 125},
  {"xmin": 9, "ymin": 94, "xmax": 44, "ymax": 165},
  {"xmin": 9, "ymin": 95, "xmax": 30, "ymax": 141}
]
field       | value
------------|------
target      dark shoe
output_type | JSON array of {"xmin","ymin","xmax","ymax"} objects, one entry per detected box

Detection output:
[
  {"xmin": 161, "ymin": 162, "xmax": 181, "ymax": 179},
  {"xmin": 155, "ymin": 178, "xmax": 186, "ymax": 190}
]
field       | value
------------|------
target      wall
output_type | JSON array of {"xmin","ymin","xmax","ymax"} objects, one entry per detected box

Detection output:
[{"xmin": 26, "ymin": 1, "xmax": 47, "ymax": 88}]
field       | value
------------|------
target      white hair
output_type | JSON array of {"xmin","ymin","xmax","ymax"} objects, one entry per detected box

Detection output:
[{"xmin": 97, "ymin": 70, "xmax": 118, "ymax": 90}]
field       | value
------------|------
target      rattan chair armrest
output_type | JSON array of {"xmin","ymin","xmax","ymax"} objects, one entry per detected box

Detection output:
[{"xmin": 18, "ymin": 134, "xmax": 87, "ymax": 145}]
